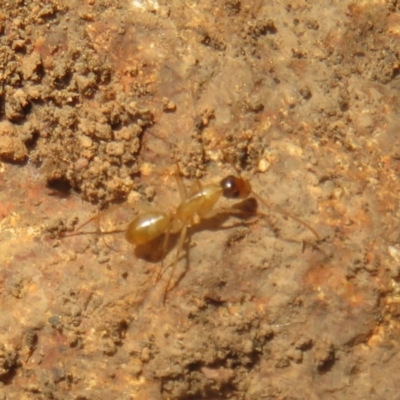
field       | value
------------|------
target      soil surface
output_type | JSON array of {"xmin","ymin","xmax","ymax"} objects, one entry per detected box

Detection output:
[{"xmin": 1, "ymin": 0, "xmax": 400, "ymax": 399}]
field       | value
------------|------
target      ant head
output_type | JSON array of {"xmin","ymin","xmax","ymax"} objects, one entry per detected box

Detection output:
[{"xmin": 220, "ymin": 175, "xmax": 252, "ymax": 199}]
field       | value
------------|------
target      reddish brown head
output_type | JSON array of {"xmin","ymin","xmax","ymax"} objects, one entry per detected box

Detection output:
[{"xmin": 220, "ymin": 175, "xmax": 252, "ymax": 199}]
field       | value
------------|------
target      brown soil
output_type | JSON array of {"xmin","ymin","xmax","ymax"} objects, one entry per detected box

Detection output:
[{"xmin": 1, "ymin": 0, "xmax": 400, "ymax": 399}]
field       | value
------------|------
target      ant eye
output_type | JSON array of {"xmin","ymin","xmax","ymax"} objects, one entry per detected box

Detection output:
[{"xmin": 220, "ymin": 175, "xmax": 241, "ymax": 198}]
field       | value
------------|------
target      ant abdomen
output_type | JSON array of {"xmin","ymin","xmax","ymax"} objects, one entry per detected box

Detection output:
[{"xmin": 125, "ymin": 211, "xmax": 171, "ymax": 245}]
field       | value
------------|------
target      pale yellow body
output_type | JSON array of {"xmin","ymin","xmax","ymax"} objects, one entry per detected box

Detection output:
[
  {"xmin": 125, "ymin": 211, "xmax": 171, "ymax": 245},
  {"xmin": 125, "ymin": 182, "xmax": 223, "ymax": 247}
]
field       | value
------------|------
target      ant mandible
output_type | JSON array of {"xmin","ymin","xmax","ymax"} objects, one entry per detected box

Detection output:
[{"xmin": 68, "ymin": 162, "xmax": 320, "ymax": 304}]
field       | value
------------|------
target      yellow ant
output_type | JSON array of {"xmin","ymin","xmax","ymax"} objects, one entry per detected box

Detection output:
[{"xmin": 66, "ymin": 162, "xmax": 320, "ymax": 304}]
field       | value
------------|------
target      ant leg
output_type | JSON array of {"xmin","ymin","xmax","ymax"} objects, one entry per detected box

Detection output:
[
  {"xmin": 91, "ymin": 208, "xmax": 115, "ymax": 251},
  {"xmin": 157, "ymin": 164, "xmax": 190, "ymax": 295},
  {"xmin": 187, "ymin": 179, "xmax": 203, "ymax": 197},
  {"xmin": 98, "ymin": 222, "xmax": 117, "ymax": 251},
  {"xmin": 173, "ymin": 164, "xmax": 204, "ymax": 200},
  {"xmin": 163, "ymin": 223, "xmax": 188, "ymax": 304},
  {"xmin": 174, "ymin": 163, "xmax": 187, "ymax": 201},
  {"xmin": 72, "ymin": 204, "xmax": 129, "ymax": 234},
  {"xmin": 155, "ymin": 220, "xmax": 172, "ymax": 285},
  {"xmin": 65, "ymin": 204, "xmax": 133, "ymax": 251}
]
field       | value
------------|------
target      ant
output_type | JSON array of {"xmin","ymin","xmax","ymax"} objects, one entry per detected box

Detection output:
[{"xmin": 66, "ymin": 162, "xmax": 320, "ymax": 304}]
